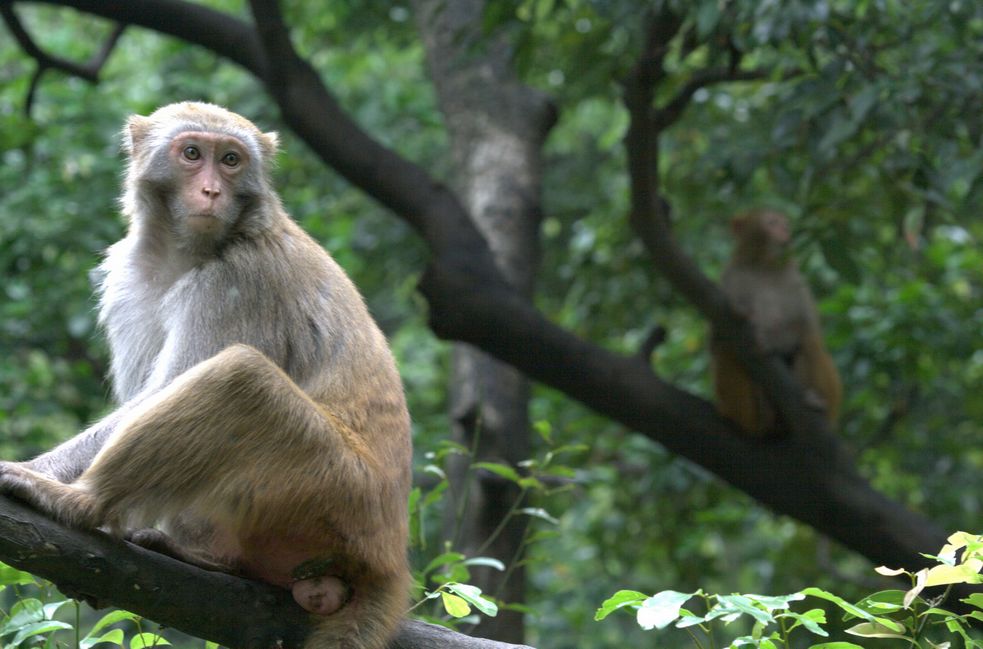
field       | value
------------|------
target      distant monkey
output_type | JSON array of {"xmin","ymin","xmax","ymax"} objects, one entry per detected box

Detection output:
[
  {"xmin": 0, "ymin": 102, "xmax": 411, "ymax": 649},
  {"xmin": 712, "ymin": 209, "xmax": 842, "ymax": 435}
]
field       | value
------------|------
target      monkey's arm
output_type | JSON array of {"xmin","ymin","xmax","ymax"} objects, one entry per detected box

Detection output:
[
  {"xmin": 24, "ymin": 408, "xmax": 127, "ymax": 482},
  {"xmin": 797, "ymin": 331, "xmax": 842, "ymax": 423}
]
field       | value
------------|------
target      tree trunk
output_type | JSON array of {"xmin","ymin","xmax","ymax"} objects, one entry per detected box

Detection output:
[{"xmin": 412, "ymin": 1, "xmax": 555, "ymax": 642}]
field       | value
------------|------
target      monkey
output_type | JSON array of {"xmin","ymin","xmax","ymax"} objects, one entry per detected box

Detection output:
[
  {"xmin": 711, "ymin": 209, "xmax": 842, "ymax": 436},
  {"xmin": 0, "ymin": 102, "xmax": 412, "ymax": 649}
]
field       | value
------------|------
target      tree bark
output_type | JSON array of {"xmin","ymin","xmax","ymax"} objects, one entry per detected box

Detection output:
[
  {"xmin": 412, "ymin": 1, "xmax": 555, "ymax": 642},
  {"xmin": 0, "ymin": 495, "xmax": 535, "ymax": 649}
]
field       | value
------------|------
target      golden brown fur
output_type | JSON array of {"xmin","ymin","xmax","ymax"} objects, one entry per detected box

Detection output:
[
  {"xmin": 712, "ymin": 210, "xmax": 841, "ymax": 436},
  {"xmin": 0, "ymin": 102, "xmax": 411, "ymax": 648}
]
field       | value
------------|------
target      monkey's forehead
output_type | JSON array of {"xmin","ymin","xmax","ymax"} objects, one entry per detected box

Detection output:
[
  {"xmin": 148, "ymin": 101, "xmax": 261, "ymax": 132},
  {"xmin": 139, "ymin": 102, "xmax": 270, "ymax": 159},
  {"xmin": 134, "ymin": 123, "xmax": 263, "ymax": 164}
]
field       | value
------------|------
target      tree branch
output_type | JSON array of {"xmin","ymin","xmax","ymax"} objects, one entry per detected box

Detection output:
[
  {"xmin": 654, "ymin": 66, "xmax": 800, "ymax": 130},
  {"xmin": 0, "ymin": 495, "xmax": 534, "ymax": 649},
  {"xmin": 0, "ymin": 3, "xmax": 124, "ymax": 113}
]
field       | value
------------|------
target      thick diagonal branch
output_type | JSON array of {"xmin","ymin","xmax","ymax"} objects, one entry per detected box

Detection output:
[{"xmin": 0, "ymin": 495, "xmax": 534, "ymax": 649}]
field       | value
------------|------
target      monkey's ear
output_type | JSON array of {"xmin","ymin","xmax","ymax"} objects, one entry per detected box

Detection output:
[
  {"xmin": 261, "ymin": 131, "xmax": 280, "ymax": 159},
  {"xmin": 123, "ymin": 116, "xmax": 154, "ymax": 154}
]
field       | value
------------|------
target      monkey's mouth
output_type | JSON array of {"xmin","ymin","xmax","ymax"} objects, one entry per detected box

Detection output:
[{"xmin": 187, "ymin": 213, "xmax": 223, "ymax": 234}]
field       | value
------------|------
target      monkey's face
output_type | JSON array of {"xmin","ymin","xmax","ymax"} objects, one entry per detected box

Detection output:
[
  {"xmin": 760, "ymin": 211, "xmax": 790, "ymax": 246},
  {"xmin": 165, "ymin": 131, "xmax": 253, "ymax": 240}
]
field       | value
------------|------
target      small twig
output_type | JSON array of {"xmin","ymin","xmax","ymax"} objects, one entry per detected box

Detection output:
[
  {"xmin": 0, "ymin": 4, "xmax": 124, "ymax": 114},
  {"xmin": 638, "ymin": 324, "xmax": 667, "ymax": 362},
  {"xmin": 655, "ymin": 66, "xmax": 801, "ymax": 130}
]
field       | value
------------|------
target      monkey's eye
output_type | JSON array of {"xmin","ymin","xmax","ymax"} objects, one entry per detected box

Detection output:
[
  {"xmin": 221, "ymin": 152, "xmax": 240, "ymax": 167},
  {"xmin": 182, "ymin": 146, "xmax": 201, "ymax": 161}
]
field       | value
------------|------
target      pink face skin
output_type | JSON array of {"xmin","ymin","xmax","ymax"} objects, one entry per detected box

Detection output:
[
  {"xmin": 761, "ymin": 211, "xmax": 791, "ymax": 244},
  {"xmin": 169, "ymin": 131, "xmax": 250, "ymax": 234}
]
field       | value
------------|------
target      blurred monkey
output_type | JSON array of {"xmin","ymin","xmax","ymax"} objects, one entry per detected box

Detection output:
[
  {"xmin": 0, "ymin": 102, "xmax": 411, "ymax": 649},
  {"xmin": 712, "ymin": 209, "xmax": 841, "ymax": 435}
]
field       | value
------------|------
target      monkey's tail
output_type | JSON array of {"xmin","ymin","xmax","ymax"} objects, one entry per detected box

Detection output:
[{"xmin": 303, "ymin": 568, "xmax": 410, "ymax": 649}]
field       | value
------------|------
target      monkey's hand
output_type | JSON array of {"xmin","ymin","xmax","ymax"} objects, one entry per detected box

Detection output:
[
  {"xmin": 0, "ymin": 461, "xmax": 102, "ymax": 529},
  {"xmin": 0, "ymin": 461, "xmax": 47, "ymax": 505}
]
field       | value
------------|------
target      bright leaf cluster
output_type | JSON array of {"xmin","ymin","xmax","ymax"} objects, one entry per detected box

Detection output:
[{"xmin": 596, "ymin": 532, "xmax": 983, "ymax": 649}]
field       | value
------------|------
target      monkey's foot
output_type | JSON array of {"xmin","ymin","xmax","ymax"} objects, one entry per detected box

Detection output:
[
  {"xmin": 126, "ymin": 528, "xmax": 231, "ymax": 572},
  {"xmin": 292, "ymin": 574, "xmax": 350, "ymax": 616}
]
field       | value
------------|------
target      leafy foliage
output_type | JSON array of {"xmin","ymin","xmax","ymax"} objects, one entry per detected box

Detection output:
[{"xmin": 597, "ymin": 532, "xmax": 983, "ymax": 648}]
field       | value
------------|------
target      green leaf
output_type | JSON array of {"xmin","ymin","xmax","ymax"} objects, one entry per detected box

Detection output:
[
  {"xmin": 695, "ymin": 0, "xmax": 720, "ymax": 37},
  {"xmin": 88, "ymin": 610, "xmax": 141, "ymax": 636},
  {"xmin": 445, "ymin": 583, "xmax": 498, "ymax": 617},
  {"xmin": 81, "ymin": 629, "xmax": 125, "ymax": 649},
  {"xmin": 675, "ymin": 612, "xmax": 706, "ymax": 629},
  {"xmin": 595, "ymin": 590, "xmax": 648, "ymax": 621},
  {"xmin": 10, "ymin": 621, "xmax": 73, "ymax": 647},
  {"xmin": 925, "ymin": 563, "xmax": 983, "ymax": 586},
  {"xmin": 129, "ymin": 632, "xmax": 171, "ymax": 649},
  {"xmin": 462, "ymin": 557, "xmax": 506, "ymax": 571},
  {"xmin": 783, "ymin": 608, "xmax": 828, "ymax": 636},
  {"xmin": 801, "ymin": 587, "xmax": 906, "ymax": 633},
  {"xmin": 844, "ymin": 622, "xmax": 911, "ymax": 640},
  {"xmin": 808, "ymin": 643, "xmax": 866, "ymax": 649},
  {"xmin": 422, "ymin": 464, "xmax": 446, "ymax": 480},
  {"xmin": 746, "ymin": 593, "xmax": 805, "ymax": 611},
  {"xmin": 636, "ymin": 590, "xmax": 695, "ymax": 630},
  {"xmin": 407, "ymin": 486, "xmax": 421, "ymax": 512},
  {"xmin": 472, "ymin": 462, "xmax": 521, "ymax": 483},
  {"xmin": 0, "ymin": 563, "xmax": 37, "ymax": 587},
  {"xmin": 440, "ymin": 592, "xmax": 471, "ymax": 618},
  {"xmin": 962, "ymin": 593, "xmax": 983, "ymax": 610},
  {"xmin": 874, "ymin": 566, "xmax": 908, "ymax": 577},
  {"xmin": 854, "ymin": 590, "xmax": 907, "ymax": 614},
  {"xmin": 848, "ymin": 84, "xmax": 879, "ymax": 122},
  {"xmin": 421, "ymin": 480, "xmax": 448, "ymax": 508},
  {"xmin": 817, "ymin": 113, "xmax": 859, "ymax": 155},
  {"xmin": 707, "ymin": 594, "xmax": 773, "ymax": 626},
  {"xmin": 4, "ymin": 620, "xmax": 72, "ymax": 647},
  {"xmin": 422, "ymin": 552, "xmax": 466, "ymax": 576},
  {"xmin": 42, "ymin": 600, "xmax": 72, "ymax": 620},
  {"xmin": 518, "ymin": 507, "xmax": 559, "ymax": 524},
  {"xmin": 1, "ymin": 598, "xmax": 44, "ymax": 636}
]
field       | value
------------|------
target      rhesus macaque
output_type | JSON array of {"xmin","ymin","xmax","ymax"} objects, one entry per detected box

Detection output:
[
  {"xmin": 0, "ymin": 102, "xmax": 411, "ymax": 649},
  {"xmin": 711, "ymin": 209, "xmax": 842, "ymax": 436}
]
